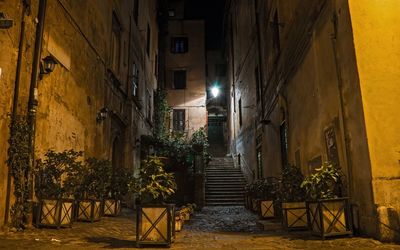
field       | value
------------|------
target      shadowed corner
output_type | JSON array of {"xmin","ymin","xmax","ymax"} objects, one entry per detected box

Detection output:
[{"xmin": 85, "ymin": 237, "xmax": 136, "ymax": 248}]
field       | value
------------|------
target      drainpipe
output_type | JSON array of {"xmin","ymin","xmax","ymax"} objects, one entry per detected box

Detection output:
[
  {"xmin": 254, "ymin": 0, "xmax": 265, "ymax": 121},
  {"xmin": 330, "ymin": 4, "xmax": 353, "ymax": 199},
  {"xmin": 4, "ymin": 0, "xmax": 30, "ymax": 226},
  {"xmin": 26, "ymin": 0, "xmax": 47, "ymax": 224}
]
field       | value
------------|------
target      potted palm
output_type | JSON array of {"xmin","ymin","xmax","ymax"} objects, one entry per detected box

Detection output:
[
  {"xmin": 34, "ymin": 150, "xmax": 82, "ymax": 228},
  {"xmin": 258, "ymin": 177, "xmax": 280, "ymax": 219},
  {"xmin": 135, "ymin": 156, "xmax": 177, "ymax": 248},
  {"xmin": 279, "ymin": 165, "xmax": 308, "ymax": 230},
  {"xmin": 301, "ymin": 162, "xmax": 353, "ymax": 238},
  {"xmin": 69, "ymin": 158, "xmax": 112, "ymax": 223}
]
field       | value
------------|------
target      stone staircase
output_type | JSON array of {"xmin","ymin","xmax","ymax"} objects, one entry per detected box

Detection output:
[{"xmin": 205, "ymin": 157, "xmax": 245, "ymax": 206}]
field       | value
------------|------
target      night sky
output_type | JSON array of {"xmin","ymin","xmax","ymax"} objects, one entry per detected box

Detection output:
[{"xmin": 184, "ymin": 0, "xmax": 226, "ymax": 50}]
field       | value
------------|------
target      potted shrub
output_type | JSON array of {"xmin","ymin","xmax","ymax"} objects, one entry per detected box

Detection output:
[
  {"xmin": 67, "ymin": 158, "xmax": 112, "ymax": 223},
  {"xmin": 135, "ymin": 156, "xmax": 177, "ymax": 248},
  {"xmin": 103, "ymin": 167, "xmax": 134, "ymax": 217},
  {"xmin": 258, "ymin": 177, "xmax": 280, "ymax": 219},
  {"xmin": 34, "ymin": 150, "xmax": 82, "ymax": 229},
  {"xmin": 301, "ymin": 162, "xmax": 353, "ymax": 238},
  {"xmin": 279, "ymin": 165, "xmax": 308, "ymax": 230}
]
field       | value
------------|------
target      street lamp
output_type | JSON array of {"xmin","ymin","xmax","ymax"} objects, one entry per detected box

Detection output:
[{"xmin": 211, "ymin": 86, "xmax": 219, "ymax": 98}]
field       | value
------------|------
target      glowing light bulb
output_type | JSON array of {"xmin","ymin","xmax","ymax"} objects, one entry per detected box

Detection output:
[{"xmin": 211, "ymin": 86, "xmax": 219, "ymax": 98}]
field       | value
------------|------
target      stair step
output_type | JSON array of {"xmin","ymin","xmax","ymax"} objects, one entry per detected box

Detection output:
[
  {"xmin": 205, "ymin": 157, "xmax": 246, "ymax": 207},
  {"xmin": 206, "ymin": 203, "xmax": 244, "ymax": 206}
]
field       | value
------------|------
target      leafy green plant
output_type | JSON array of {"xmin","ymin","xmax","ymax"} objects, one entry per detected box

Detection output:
[
  {"xmin": 247, "ymin": 178, "xmax": 280, "ymax": 200},
  {"xmin": 153, "ymin": 88, "xmax": 171, "ymax": 140},
  {"xmin": 7, "ymin": 116, "xmax": 31, "ymax": 229},
  {"xmin": 157, "ymin": 133, "xmax": 192, "ymax": 167},
  {"xmin": 190, "ymin": 127, "xmax": 208, "ymax": 151},
  {"xmin": 190, "ymin": 127, "xmax": 211, "ymax": 167},
  {"xmin": 35, "ymin": 149, "xmax": 83, "ymax": 199},
  {"xmin": 108, "ymin": 166, "xmax": 135, "ymax": 200},
  {"xmin": 300, "ymin": 162, "xmax": 343, "ymax": 200},
  {"xmin": 258, "ymin": 177, "xmax": 280, "ymax": 200},
  {"xmin": 279, "ymin": 165, "xmax": 306, "ymax": 202},
  {"xmin": 81, "ymin": 158, "xmax": 113, "ymax": 199},
  {"xmin": 135, "ymin": 156, "xmax": 177, "ymax": 203}
]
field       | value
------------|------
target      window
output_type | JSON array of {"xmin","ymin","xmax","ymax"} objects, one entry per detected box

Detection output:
[
  {"xmin": 173, "ymin": 109, "xmax": 185, "ymax": 132},
  {"xmin": 146, "ymin": 24, "xmax": 151, "ymax": 56},
  {"xmin": 173, "ymin": 70, "xmax": 186, "ymax": 89},
  {"xmin": 238, "ymin": 98, "xmax": 242, "ymax": 126},
  {"xmin": 171, "ymin": 37, "xmax": 188, "ymax": 53},
  {"xmin": 168, "ymin": 9, "xmax": 175, "ymax": 17},
  {"xmin": 133, "ymin": 0, "xmax": 139, "ymax": 24},
  {"xmin": 111, "ymin": 12, "xmax": 122, "ymax": 73},
  {"xmin": 131, "ymin": 63, "xmax": 139, "ymax": 97},
  {"xmin": 215, "ymin": 64, "xmax": 227, "ymax": 77},
  {"xmin": 255, "ymin": 66, "xmax": 261, "ymax": 103}
]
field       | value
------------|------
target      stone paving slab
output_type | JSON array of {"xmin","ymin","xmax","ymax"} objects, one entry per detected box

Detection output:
[{"xmin": 0, "ymin": 206, "xmax": 399, "ymax": 249}]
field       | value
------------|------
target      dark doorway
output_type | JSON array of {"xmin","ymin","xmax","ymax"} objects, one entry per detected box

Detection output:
[{"xmin": 208, "ymin": 116, "xmax": 226, "ymax": 157}]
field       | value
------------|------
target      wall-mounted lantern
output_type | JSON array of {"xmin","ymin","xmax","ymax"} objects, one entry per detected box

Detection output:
[
  {"xmin": 96, "ymin": 107, "xmax": 109, "ymax": 123},
  {"xmin": 40, "ymin": 55, "xmax": 57, "ymax": 78}
]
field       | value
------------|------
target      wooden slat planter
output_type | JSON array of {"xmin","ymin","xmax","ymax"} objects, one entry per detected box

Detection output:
[
  {"xmin": 36, "ymin": 199, "xmax": 74, "ymax": 228},
  {"xmin": 103, "ymin": 199, "xmax": 121, "ymax": 217},
  {"xmin": 282, "ymin": 202, "xmax": 308, "ymax": 230},
  {"xmin": 136, "ymin": 204, "xmax": 175, "ymax": 248},
  {"xmin": 259, "ymin": 200, "xmax": 274, "ymax": 219},
  {"xmin": 307, "ymin": 198, "xmax": 353, "ymax": 239},
  {"xmin": 77, "ymin": 199, "xmax": 101, "ymax": 222}
]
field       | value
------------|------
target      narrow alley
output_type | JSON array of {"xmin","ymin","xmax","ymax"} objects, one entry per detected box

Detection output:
[{"xmin": 1, "ymin": 0, "xmax": 400, "ymax": 248}]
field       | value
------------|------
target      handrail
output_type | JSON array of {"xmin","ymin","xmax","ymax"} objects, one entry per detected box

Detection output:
[{"xmin": 232, "ymin": 153, "xmax": 254, "ymax": 184}]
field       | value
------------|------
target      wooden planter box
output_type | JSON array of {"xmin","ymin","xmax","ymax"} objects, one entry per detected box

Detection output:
[
  {"xmin": 103, "ymin": 199, "xmax": 121, "ymax": 217},
  {"xmin": 251, "ymin": 198, "xmax": 260, "ymax": 213},
  {"xmin": 259, "ymin": 200, "xmax": 274, "ymax": 219},
  {"xmin": 136, "ymin": 204, "xmax": 175, "ymax": 248},
  {"xmin": 77, "ymin": 199, "xmax": 102, "ymax": 222},
  {"xmin": 175, "ymin": 216, "xmax": 183, "ymax": 232},
  {"xmin": 36, "ymin": 199, "xmax": 74, "ymax": 228},
  {"xmin": 282, "ymin": 201, "xmax": 308, "ymax": 230},
  {"xmin": 307, "ymin": 198, "xmax": 353, "ymax": 239}
]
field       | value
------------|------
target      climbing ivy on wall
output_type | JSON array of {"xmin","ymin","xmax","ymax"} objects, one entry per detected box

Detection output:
[
  {"xmin": 7, "ymin": 116, "xmax": 31, "ymax": 229},
  {"xmin": 153, "ymin": 88, "xmax": 171, "ymax": 140}
]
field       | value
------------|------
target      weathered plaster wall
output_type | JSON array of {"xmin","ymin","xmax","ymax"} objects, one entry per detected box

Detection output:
[
  {"xmin": 166, "ymin": 20, "xmax": 207, "ymax": 137},
  {"xmin": 348, "ymin": 0, "xmax": 400, "ymax": 240},
  {"xmin": 0, "ymin": 0, "xmax": 158, "ymax": 226}
]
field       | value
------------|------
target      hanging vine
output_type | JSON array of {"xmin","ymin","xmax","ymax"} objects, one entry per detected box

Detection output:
[
  {"xmin": 7, "ymin": 115, "xmax": 31, "ymax": 229},
  {"xmin": 153, "ymin": 88, "xmax": 170, "ymax": 140}
]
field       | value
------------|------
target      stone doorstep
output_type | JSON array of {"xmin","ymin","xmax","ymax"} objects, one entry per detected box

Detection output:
[{"xmin": 257, "ymin": 220, "xmax": 283, "ymax": 232}]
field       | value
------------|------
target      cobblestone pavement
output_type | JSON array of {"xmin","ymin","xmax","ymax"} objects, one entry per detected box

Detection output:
[{"xmin": 0, "ymin": 206, "xmax": 399, "ymax": 249}]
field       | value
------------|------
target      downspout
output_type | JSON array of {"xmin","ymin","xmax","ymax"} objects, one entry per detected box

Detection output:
[
  {"xmin": 254, "ymin": 0, "xmax": 265, "ymax": 121},
  {"xmin": 330, "ymin": 4, "xmax": 353, "ymax": 199},
  {"xmin": 4, "ymin": 0, "xmax": 30, "ymax": 226},
  {"xmin": 27, "ymin": 0, "xmax": 47, "ymax": 222}
]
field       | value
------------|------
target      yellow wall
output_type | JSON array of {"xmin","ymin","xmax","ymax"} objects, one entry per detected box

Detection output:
[{"xmin": 349, "ymin": 0, "xmax": 400, "ymax": 240}]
